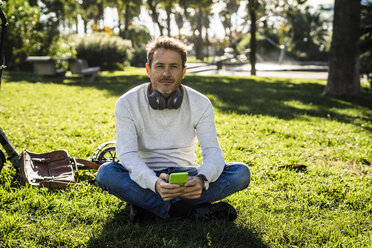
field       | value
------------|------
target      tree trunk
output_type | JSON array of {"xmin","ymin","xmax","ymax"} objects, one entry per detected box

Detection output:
[
  {"xmin": 147, "ymin": 0, "xmax": 164, "ymax": 36},
  {"xmin": 205, "ymin": 27, "xmax": 209, "ymax": 59},
  {"xmin": 166, "ymin": 6, "xmax": 171, "ymax": 36},
  {"xmin": 175, "ymin": 11, "xmax": 184, "ymax": 39},
  {"xmin": 196, "ymin": 6, "xmax": 204, "ymax": 60},
  {"xmin": 324, "ymin": 0, "xmax": 361, "ymax": 97},
  {"xmin": 204, "ymin": 10, "xmax": 210, "ymax": 59},
  {"xmin": 124, "ymin": 3, "xmax": 130, "ymax": 39},
  {"xmin": 98, "ymin": 2, "xmax": 104, "ymax": 29},
  {"xmin": 75, "ymin": 15, "xmax": 79, "ymax": 34},
  {"xmin": 83, "ymin": 20, "xmax": 88, "ymax": 34},
  {"xmin": 249, "ymin": 0, "xmax": 257, "ymax": 76}
]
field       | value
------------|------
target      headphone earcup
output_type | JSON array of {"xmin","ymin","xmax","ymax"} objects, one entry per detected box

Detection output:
[
  {"xmin": 148, "ymin": 90, "xmax": 166, "ymax": 110},
  {"xmin": 166, "ymin": 91, "xmax": 183, "ymax": 109},
  {"xmin": 147, "ymin": 84, "xmax": 184, "ymax": 110}
]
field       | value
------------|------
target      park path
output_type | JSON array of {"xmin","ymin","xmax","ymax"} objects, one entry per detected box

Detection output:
[{"xmin": 187, "ymin": 62, "xmax": 328, "ymax": 80}]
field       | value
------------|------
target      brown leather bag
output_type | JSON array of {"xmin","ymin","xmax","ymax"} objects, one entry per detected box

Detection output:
[{"xmin": 20, "ymin": 149, "xmax": 100, "ymax": 188}]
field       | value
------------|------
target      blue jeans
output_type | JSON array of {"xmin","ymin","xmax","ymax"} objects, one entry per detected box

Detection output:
[{"xmin": 96, "ymin": 162, "xmax": 251, "ymax": 219}]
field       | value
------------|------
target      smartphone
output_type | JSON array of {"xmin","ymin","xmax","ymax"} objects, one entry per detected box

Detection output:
[{"xmin": 169, "ymin": 172, "xmax": 188, "ymax": 186}]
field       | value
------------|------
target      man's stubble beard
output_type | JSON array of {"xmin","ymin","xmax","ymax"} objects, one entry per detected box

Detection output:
[{"xmin": 156, "ymin": 81, "xmax": 181, "ymax": 97}]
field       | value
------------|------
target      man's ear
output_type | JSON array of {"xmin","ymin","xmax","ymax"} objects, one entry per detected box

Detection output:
[
  {"xmin": 145, "ymin": 64, "xmax": 151, "ymax": 78},
  {"xmin": 182, "ymin": 66, "xmax": 187, "ymax": 79}
]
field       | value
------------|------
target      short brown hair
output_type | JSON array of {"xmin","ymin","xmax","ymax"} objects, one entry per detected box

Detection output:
[{"xmin": 146, "ymin": 36, "xmax": 187, "ymax": 68}]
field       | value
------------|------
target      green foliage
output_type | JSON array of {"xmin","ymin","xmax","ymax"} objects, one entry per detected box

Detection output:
[
  {"xmin": 50, "ymin": 36, "xmax": 78, "ymax": 70},
  {"xmin": 286, "ymin": 7, "xmax": 330, "ymax": 61},
  {"xmin": 2, "ymin": 0, "xmax": 41, "ymax": 70},
  {"xmin": 0, "ymin": 71, "xmax": 371, "ymax": 247},
  {"xmin": 2, "ymin": 0, "xmax": 79, "ymax": 70},
  {"xmin": 2, "ymin": 0, "xmax": 335, "ymax": 69},
  {"xmin": 73, "ymin": 33, "xmax": 133, "ymax": 70},
  {"xmin": 121, "ymin": 25, "xmax": 151, "ymax": 67},
  {"xmin": 130, "ymin": 44, "xmax": 148, "ymax": 67},
  {"xmin": 238, "ymin": 5, "xmax": 330, "ymax": 62},
  {"xmin": 126, "ymin": 24, "xmax": 152, "ymax": 48},
  {"xmin": 239, "ymin": 30, "xmax": 287, "ymax": 61}
]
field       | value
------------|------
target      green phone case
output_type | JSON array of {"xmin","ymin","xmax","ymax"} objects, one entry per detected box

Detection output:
[{"xmin": 169, "ymin": 172, "xmax": 188, "ymax": 186}]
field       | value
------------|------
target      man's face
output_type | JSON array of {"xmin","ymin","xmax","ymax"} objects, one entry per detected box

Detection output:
[{"xmin": 146, "ymin": 48, "xmax": 186, "ymax": 98}]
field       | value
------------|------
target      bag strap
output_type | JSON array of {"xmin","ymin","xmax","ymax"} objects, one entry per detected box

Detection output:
[{"xmin": 74, "ymin": 158, "xmax": 101, "ymax": 170}]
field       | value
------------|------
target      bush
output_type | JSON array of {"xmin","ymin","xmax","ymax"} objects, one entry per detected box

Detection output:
[
  {"xmin": 130, "ymin": 44, "xmax": 147, "ymax": 67},
  {"xmin": 119, "ymin": 24, "xmax": 151, "ymax": 48},
  {"xmin": 49, "ymin": 36, "xmax": 76, "ymax": 59},
  {"xmin": 119, "ymin": 25, "xmax": 150, "ymax": 67},
  {"xmin": 74, "ymin": 33, "xmax": 133, "ymax": 70},
  {"xmin": 48, "ymin": 36, "xmax": 77, "ymax": 70}
]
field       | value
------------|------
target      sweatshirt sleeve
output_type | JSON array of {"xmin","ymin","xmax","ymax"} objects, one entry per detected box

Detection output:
[
  {"xmin": 115, "ymin": 99, "xmax": 159, "ymax": 193},
  {"xmin": 196, "ymin": 102, "xmax": 225, "ymax": 183}
]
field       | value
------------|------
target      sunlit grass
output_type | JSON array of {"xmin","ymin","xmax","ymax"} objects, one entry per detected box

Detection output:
[{"xmin": 0, "ymin": 70, "xmax": 371, "ymax": 247}]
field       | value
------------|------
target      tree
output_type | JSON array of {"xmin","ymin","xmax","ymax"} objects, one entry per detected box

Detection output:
[
  {"xmin": 285, "ymin": 6, "xmax": 328, "ymax": 60},
  {"xmin": 181, "ymin": 0, "xmax": 213, "ymax": 60},
  {"xmin": 248, "ymin": 0, "xmax": 258, "ymax": 75},
  {"xmin": 110, "ymin": 0, "xmax": 142, "ymax": 39},
  {"xmin": 80, "ymin": 0, "xmax": 105, "ymax": 33},
  {"xmin": 360, "ymin": 1, "xmax": 372, "ymax": 86},
  {"xmin": 324, "ymin": 0, "xmax": 361, "ymax": 97},
  {"xmin": 220, "ymin": 0, "xmax": 240, "ymax": 42},
  {"xmin": 175, "ymin": 7, "xmax": 185, "ymax": 38},
  {"xmin": 160, "ymin": 0, "xmax": 178, "ymax": 36},
  {"xmin": 146, "ymin": 0, "xmax": 165, "ymax": 36},
  {"xmin": 38, "ymin": 0, "xmax": 82, "ymax": 33},
  {"xmin": 3, "ymin": 0, "xmax": 41, "ymax": 70}
]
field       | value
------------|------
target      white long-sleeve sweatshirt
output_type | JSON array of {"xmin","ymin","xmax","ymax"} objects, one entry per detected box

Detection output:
[{"xmin": 115, "ymin": 83, "xmax": 225, "ymax": 193}]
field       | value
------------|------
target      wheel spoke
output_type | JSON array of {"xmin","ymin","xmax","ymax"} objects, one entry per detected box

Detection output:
[{"xmin": 96, "ymin": 146, "xmax": 119, "ymax": 164}]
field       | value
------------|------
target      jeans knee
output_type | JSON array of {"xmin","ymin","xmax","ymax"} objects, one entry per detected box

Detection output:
[
  {"xmin": 96, "ymin": 162, "xmax": 116, "ymax": 188},
  {"xmin": 227, "ymin": 162, "xmax": 251, "ymax": 190},
  {"xmin": 95, "ymin": 165, "xmax": 105, "ymax": 188}
]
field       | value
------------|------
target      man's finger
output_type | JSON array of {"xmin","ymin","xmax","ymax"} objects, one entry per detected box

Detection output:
[
  {"xmin": 159, "ymin": 173, "xmax": 170, "ymax": 182},
  {"xmin": 184, "ymin": 176, "xmax": 203, "ymax": 187},
  {"xmin": 180, "ymin": 192, "xmax": 202, "ymax": 199},
  {"xmin": 159, "ymin": 190, "xmax": 182, "ymax": 201},
  {"xmin": 156, "ymin": 181, "xmax": 185, "ymax": 201}
]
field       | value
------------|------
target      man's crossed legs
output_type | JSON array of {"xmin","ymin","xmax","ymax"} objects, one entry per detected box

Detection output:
[{"xmin": 96, "ymin": 162, "xmax": 250, "ymax": 221}]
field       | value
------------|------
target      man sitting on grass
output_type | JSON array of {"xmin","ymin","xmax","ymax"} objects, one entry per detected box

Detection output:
[{"xmin": 96, "ymin": 36, "xmax": 251, "ymax": 222}]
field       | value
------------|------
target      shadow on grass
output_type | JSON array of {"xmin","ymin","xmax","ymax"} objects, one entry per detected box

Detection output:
[
  {"xmin": 185, "ymin": 75, "xmax": 371, "ymax": 117},
  {"xmin": 87, "ymin": 205, "xmax": 268, "ymax": 248},
  {"xmin": 2, "ymin": 71, "xmax": 41, "ymax": 85},
  {"xmin": 4, "ymin": 71, "xmax": 371, "ymax": 129},
  {"xmin": 95, "ymin": 74, "xmax": 371, "ymax": 129}
]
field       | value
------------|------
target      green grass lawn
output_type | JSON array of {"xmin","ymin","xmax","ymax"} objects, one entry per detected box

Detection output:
[{"xmin": 0, "ymin": 69, "xmax": 371, "ymax": 248}]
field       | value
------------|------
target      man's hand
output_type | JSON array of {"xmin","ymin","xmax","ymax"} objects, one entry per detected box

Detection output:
[
  {"xmin": 181, "ymin": 176, "xmax": 203, "ymax": 199},
  {"xmin": 155, "ymin": 173, "xmax": 184, "ymax": 201},
  {"xmin": 155, "ymin": 174, "xmax": 204, "ymax": 201}
]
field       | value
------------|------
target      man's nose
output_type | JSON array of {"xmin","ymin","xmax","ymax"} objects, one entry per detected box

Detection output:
[{"xmin": 162, "ymin": 67, "xmax": 170, "ymax": 76}]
